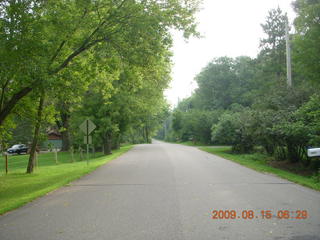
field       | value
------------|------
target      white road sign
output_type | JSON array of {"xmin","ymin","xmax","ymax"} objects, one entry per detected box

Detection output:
[{"xmin": 79, "ymin": 119, "xmax": 96, "ymax": 135}]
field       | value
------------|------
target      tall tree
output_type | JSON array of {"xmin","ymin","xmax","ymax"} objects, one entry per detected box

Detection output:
[
  {"xmin": 293, "ymin": 0, "xmax": 320, "ymax": 84},
  {"xmin": 195, "ymin": 57, "xmax": 235, "ymax": 110},
  {"xmin": 0, "ymin": 0, "xmax": 200, "ymax": 126},
  {"xmin": 259, "ymin": 7, "xmax": 288, "ymax": 81},
  {"xmin": 1, "ymin": 0, "xmax": 200, "ymax": 172}
]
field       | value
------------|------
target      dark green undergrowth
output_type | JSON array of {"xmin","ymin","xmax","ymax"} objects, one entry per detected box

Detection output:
[
  {"xmin": 0, "ymin": 145, "xmax": 133, "ymax": 215},
  {"xmin": 199, "ymin": 147, "xmax": 320, "ymax": 191},
  {"xmin": 163, "ymin": 140, "xmax": 221, "ymax": 147},
  {"xmin": 179, "ymin": 141, "xmax": 212, "ymax": 146}
]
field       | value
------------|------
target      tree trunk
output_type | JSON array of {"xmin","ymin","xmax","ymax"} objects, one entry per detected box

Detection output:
[
  {"xmin": 145, "ymin": 126, "xmax": 150, "ymax": 143},
  {"xmin": 61, "ymin": 129, "xmax": 70, "ymax": 151},
  {"xmin": 143, "ymin": 126, "xmax": 147, "ymax": 143},
  {"xmin": 112, "ymin": 133, "xmax": 120, "ymax": 150},
  {"xmin": 103, "ymin": 132, "xmax": 112, "ymax": 155},
  {"xmin": 27, "ymin": 92, "xmax": 45, "ymax": 174},
  {"xmin": 60, "ymin": 111, "xmax": 71, "ymax": 151}
]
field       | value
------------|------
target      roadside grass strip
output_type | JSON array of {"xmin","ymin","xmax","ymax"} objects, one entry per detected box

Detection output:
[
  {"xmin": 199, "ymin": 147, "xmax": 320, "ymax": 191},
  {"xmin": 0, "ymin": 145, "xmax": 133, "ymax": 215}
]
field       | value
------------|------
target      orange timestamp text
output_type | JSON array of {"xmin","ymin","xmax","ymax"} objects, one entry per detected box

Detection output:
[{"xmin": 211, "ymin": 209, "xmax": 308, "ymax": 220}]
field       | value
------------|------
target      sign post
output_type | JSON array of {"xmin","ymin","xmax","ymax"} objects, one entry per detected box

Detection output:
[{"xmin": 79, "ymin": 119, "xmax": 96, "ymax": 165}]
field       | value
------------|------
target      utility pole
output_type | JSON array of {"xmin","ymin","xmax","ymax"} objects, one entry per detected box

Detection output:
[{"xmin": 285, "ymin": 20, "xmax": 292, "ymax": 87}]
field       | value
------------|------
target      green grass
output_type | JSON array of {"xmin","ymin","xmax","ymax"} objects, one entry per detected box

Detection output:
[
  {"xmin": 165, "ymin": 140, "xmax": 217, "ymax": 147},
  {"xmin": 1, "ymin": 151, "xmax": 105, "ymax": 173},
  {"xmin": 165, "ymin": 140, "xmax": 227, "ymax": 147},
  {"xmin": 199, "ymin": 147, "xmax": 320, "ymax": 191},
  {"xmin": 179, "ymin": 141, "xmax": 212, "ymax": 147},
  {"xmin": 0, "ymin": 145, "xmax": 133, "ymax": 215}
]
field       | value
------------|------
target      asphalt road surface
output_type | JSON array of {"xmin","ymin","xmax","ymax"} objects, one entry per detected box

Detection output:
[{"xmin": 1, "ymin": 141, "xmax": 320, "ymax": 240}]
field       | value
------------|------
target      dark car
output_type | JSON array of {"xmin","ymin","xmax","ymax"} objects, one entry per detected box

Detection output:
[{"xmin": 7, "ymin": 144, "xmax": 28, "ymax": 155}]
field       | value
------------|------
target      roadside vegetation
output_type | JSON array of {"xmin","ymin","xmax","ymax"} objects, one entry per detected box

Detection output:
[
  {"xmin": 0, "ymin": 0, "xmax": 201, "ymax": 173},
  {"xmin": 0, "ymin": 1, "xmax": 201, "ymax": 214},
  {"xmin": 157, "ymin": 2, "xmax": 320, "ymax": 184},
  {"xmin": 0, "ymin": 145, "xmax": 132, "ymax": 215},
  {"xmin": 168, "ymin": 141, "xmax": 212, "ymax": 147},
  {"xmin": 200, "ymin": 147, "xmax": 320, "ymax": 191}
]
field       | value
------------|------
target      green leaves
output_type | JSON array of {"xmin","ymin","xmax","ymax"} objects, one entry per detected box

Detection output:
[
  {"xmin": 0, "ymin": 0, "xmax": 201, "ymax": 151},
  {"xmin": 293, "ymin": 0, "xmax": 320, "ymax": 84},
  {"xmin": 0, "ymin": 0, "xmax": 201, "ymax": 128},
  {"xmin": 158, "ymin": 3, "xmax": 320, "ymax": 172}
]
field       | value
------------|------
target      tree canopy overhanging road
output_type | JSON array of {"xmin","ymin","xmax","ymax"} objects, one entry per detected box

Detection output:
[
  {"xmin": 0, "ymin": 0, "xmax": 200, "ymax": 173},
  {"xmin": 0, "ymin": 141, "xmax": 319, "ymax": 240}
]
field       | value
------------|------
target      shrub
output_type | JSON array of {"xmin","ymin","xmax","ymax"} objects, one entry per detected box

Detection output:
[{"xmin": 211, "ymin": 110, "xmax": 255, "ymax": 153}]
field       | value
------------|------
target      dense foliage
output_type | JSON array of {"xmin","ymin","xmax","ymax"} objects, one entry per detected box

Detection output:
[
  {"xmin": 158, "ymin": 3, "xmax": 320, "ymax": 171},
  {"xmin": 0, "ymin": 0, "xmax": 200, "ymax": 173}
]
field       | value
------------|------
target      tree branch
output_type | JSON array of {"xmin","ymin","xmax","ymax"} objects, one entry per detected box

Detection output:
[
  {"xmin": 0, "ymin": 78, "xmax": 11, "ymax": 112},
  {"xmin": 49, "ymin": 0, "xmax": 129, "ymax": 74},
  {"xmin": 0, "ymin": 86, "xmax": 33, "ymax": 125},
  {"xmin": 50, "ymin": 37, "xmax": 108, "ymax": 74},
  {"xmin": 50, "ymin": 8, "xmax": 89, "ymax": 64},
  {"xmin": 50, "ymin": 40, "xmax": 67, "ymax": 63}
]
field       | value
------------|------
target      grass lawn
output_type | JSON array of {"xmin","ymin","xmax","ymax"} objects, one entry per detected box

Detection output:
[
  {"xmin": 199, "ymin": 146, "xmax": 320, "ymax": 191},
  {"xmin": 1, "ymin": 151, "xmax": 106, "ymax": 173},
  {"xmin": 0, "ymin": 145, "xmax": 133, "ymax": 215}
]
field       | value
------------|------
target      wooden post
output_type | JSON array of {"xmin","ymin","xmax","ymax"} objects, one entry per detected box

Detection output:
[
  {"xmin": 54, "ymin": 149, "xmax": 58, "ymax": 164},
  {"xmin": 70, "ymin": 146, "xmax": 74, "ymax": 163}
]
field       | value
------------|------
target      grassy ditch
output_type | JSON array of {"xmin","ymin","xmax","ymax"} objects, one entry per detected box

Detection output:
[
  {"xmin": 199, "ymin": 146, "xmax": 320, "ymax": 191},
  {"xmin": 0, "ymin": 145, "xmax": 133, "ymax": 215}
]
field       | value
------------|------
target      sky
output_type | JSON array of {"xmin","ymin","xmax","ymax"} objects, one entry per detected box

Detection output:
[{"xmin": 165, "ymin": 0, "xmax": 296, "ymax": 107}]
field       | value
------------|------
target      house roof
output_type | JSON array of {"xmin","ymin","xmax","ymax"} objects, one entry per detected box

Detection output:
[{"xmin": 47, "ymin": 129, "xmax": 62, "ymax": 140}]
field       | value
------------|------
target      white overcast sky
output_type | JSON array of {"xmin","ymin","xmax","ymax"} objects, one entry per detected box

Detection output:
[{"xmin": 165, "ymin": 0, "xmax": 296, "ymax": 107}]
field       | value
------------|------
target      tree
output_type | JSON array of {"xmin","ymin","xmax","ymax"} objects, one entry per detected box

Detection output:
[
  {"xmin": 259, "ymin": 7, "xmax": 288, "ymax": 82},
  {"xmin": 160, "ymin": 4, "xmax": 320, "ymax": 172},
  {"xmin": 0, "ymin": 0, "xmax": 200, "ymax": 126},
  {"xmin": 195, "ymin": 57, "xmax": 236, "ymax": 110},
  {"xmin": 54, "ymin": 56, "xmax": 103, "ymax": 151},
  {"xmin": 1, "ymin": 0, "xmax": 201, "ymax": 173},
  {"xmin": 193, "ymin": 56, "xmax": 257, "ymax": 111},
  {"xmin": 27, "ymin": 92, "xmax": 45, "ymax": 173},
  {"xmin": 73, "ymin": 46, "xmax": 172, "ymax": 153},
  {"xmin": 211, "ymin": 110, "xmax": 256, "ymax": 153},
  {"xmin": 293, "ymin": 0, "xmax": 320, "ymax": 84}
]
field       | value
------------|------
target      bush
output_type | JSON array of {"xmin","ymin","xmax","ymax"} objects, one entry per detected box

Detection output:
[
  {"xmin": 172, "ymin": 110, "xmax": 221, "ymax": 144},
  {"xmin": 211, "ymin": 110, "xmax": 255, "ymax": 153},
  {"xmin": 252, "ymin": 94, "xmax": 320, "ymax": 168}
]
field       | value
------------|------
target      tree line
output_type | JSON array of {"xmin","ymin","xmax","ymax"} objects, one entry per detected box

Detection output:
[
  {"xmin": 158, "ymin": 1, "xmax": 320, "ymax": 171},
  {"xmin": 0, "ymin": 0, "xmax": 201, "ymax": 173}
]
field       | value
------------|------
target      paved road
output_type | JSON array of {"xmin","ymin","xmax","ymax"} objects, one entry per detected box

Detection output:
[{"xmin": 1, "ymin": 141, "xmax": 320, "ymax": 240}]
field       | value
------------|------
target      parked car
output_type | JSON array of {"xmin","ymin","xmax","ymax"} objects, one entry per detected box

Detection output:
[{"xmin": 7, "ymin": 144, "xmax": 28, "ymax": 155}]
